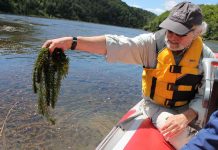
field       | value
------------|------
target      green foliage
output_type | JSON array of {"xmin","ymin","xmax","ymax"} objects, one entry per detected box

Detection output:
[
  {"xmin": 0, "ymin": 0, "xmax": 156, "ymax": 28},
  {"xmin": 200, "ymin": 4, "xmax": 218, "ymax": 40},
  {"xmin": 143, "ymin": 11, "xmax": 169, "ymax": 32},
  {"xmin": 0, "ymin": 0, "xmax": 13, "ymax": 13},
  {"xmin": 144, "ymin": 4, "xmax": 218, "ymax": 41},
  {"xmin": 33, "ymin": 48, "xmax": 69, "ymax": 124}
]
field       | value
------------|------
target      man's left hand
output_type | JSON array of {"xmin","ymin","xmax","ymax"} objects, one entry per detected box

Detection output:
[
  {"xmin": 160, "ymin": 108, "xmax": 197, "ymax": 139},
  {"xmin": 160, "ymin": 114, "xmax": 189, "ymax": 139}
]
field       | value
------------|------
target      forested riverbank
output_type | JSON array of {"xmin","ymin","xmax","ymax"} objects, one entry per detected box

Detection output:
[
  {"xmin": 0, "ymin": 0, "xmax": 156, "ymax": 28},
  {"xmin": 0, "ymin": 1, "xmax": 217, "ymax": 40}
]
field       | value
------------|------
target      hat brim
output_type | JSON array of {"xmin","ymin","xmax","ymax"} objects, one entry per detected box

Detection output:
[{"xmin": 159, "ymin": 18, "xmax": 190, "ymax": 35}]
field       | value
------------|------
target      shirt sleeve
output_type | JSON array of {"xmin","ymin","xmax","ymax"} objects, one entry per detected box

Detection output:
[
  {"xmin": 181, "ymin": 111, "xmax": 218, "ymax": 150},
  {"xmin": 105, "ymin": 33, "xmax": 157, "ymax": 67},
  {"xmin": 188, "ymin": 44, "xmax": 215, "ymax": 127}
]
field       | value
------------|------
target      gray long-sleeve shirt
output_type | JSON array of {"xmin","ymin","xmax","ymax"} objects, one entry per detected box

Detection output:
[{"xmin": 105, "ymin": 33, "xmax": 215, "ymax": 126}]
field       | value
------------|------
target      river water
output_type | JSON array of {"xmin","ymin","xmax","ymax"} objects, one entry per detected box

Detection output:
[{"xmin": 0, "ymin": 14, "xmax": 217, "ymax": 150}]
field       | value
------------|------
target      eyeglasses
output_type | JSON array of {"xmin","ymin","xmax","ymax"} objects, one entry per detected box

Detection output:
[{"xmin": 167, "ymin": 29, "xmax": 194, "ymax": 37}]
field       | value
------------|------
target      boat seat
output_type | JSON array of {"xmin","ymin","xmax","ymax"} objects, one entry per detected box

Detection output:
[{"xmin": 123, "ymin": 118, "xmax": 175, "ymax": 150}]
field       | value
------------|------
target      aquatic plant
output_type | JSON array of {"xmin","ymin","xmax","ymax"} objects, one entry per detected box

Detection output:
[{"xmin": 33, "ymin": 48, "xmax": 69, "ymax": 124}]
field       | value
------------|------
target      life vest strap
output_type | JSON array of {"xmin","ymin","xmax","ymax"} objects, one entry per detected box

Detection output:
[
  {"xmin": 164, "ymin": 99, "xmax": 189, "ymax": 107},
  {"xmin": 175, "ymin": 74, "xmax": 203, "ymax": 86},
  {"xmin": 172, "ymin": 90, "xmax": 196, "ymax": 101},
  {"xmin": 150, "ymin": 77, "xmax": 157, "ymax": 99},
  {"xmin": 163, "ymin": 90, "xmax": 196, "ymax": 107},
  {"xmin": 164, "ymin": 99, "xmax": 192, "ymax": 107},
  {"xmin": 167, "ymin": 83, "xmax": 178, "ymax": 91},
  {"xmin": 164, "ymin": 99, "xmax": 176, "ymax": 107},
  {"xmin": 170, "ymin": 65, "xmax": 182, "ymax": 73},
  {"xmin": 167, "ymin": 83, "xmax": 198, "ymax": 91},
  {"xmin": 158, "ymin": 64, "xmax": 200, "ymax": 75}
]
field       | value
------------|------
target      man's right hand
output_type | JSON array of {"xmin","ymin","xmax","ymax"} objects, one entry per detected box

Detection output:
[{"xmin": 42, "ymin": 37, "xmax": 73, "ymax": 54}]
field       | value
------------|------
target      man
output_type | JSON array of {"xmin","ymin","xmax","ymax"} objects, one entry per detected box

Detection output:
[{"xmin": 42, "ymin": 2, "xmax": 215, "ymax": 149}]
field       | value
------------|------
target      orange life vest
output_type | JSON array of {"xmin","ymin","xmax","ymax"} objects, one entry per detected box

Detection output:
[{"xmin": 142, "ymin": 36, "xmax": 203, "ymax": 107}]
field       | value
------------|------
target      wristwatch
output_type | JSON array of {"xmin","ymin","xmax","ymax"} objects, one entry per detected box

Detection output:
[{"xmin": 71, "ymin": 37, "xmax": 77, "ymax": 50}]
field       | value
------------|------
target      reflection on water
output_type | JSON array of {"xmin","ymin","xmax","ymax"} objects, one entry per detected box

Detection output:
[
  {"xmin": 0, "ymin": 19, "xmax": 41, "ymax": 55},
  {"xmin": 0, "ymin": 38, "xmax": 31, "ymax": 54},
  {"xmin": 0, "ymin": 14, "xmax": 218, "ymax": 150}
]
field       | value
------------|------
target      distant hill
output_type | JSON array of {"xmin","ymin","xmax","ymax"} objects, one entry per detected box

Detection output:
[
  {"xmin": 0, "ymin": 0, "xmax": 156, "ymax": 28},
  {"xmin": 143, "ymin": 4, "xmax": 218, "ymax": 41}
]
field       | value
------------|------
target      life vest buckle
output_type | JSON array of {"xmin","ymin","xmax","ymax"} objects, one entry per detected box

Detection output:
[
  {"xmin": 167, "ymin": 83, "xmax": 178, "ymax": 91},
  {"xmin": 164, "ymin": 99, "xmax": 175, "ymax": 107},
  {"xmin": 170, "ymin": 65, "xmax": 181, "ymax": 73},
  {"xmin": 194, "ymin": 83, "xmax": 201, "ymax": 90}
]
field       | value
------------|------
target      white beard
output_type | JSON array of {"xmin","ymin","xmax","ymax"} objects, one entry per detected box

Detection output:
[{"xmin": 164, "ymin": 36, "xmax": 186, "ymax": 51}]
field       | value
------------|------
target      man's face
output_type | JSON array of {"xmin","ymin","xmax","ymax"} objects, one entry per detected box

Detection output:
[{"xmin": 165, "ymin": 30, "xmax": 195, "ymax": 51}]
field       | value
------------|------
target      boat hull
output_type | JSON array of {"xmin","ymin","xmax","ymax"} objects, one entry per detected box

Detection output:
[{"xmin": 96, "ymin": 100, "xmax": 175, "ymax": 150}]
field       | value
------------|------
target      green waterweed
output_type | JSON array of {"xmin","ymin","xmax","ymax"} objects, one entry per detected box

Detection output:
[{"xmin": 33, "ymin": 48, "xmax": 69, "ymax": 124}]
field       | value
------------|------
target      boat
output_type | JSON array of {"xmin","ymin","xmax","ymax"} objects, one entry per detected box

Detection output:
[{"xmin": 96, "ymin": 53, "xmax": 218, "ymax": 150}]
